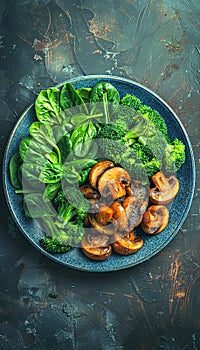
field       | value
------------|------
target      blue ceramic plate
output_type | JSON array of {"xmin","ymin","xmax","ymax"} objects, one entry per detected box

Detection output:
[{"xmin": 3, "ymin": 75, "xmax": 195, "ymax": 272}]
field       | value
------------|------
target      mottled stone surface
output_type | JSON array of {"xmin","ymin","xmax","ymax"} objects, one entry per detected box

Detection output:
[{"xmin": 0, "ymin": 0, "xmax": 199, "ymax": 349}]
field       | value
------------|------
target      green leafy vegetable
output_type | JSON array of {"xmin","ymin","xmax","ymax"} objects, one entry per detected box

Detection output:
[
  {"xmin": 35, "ymin": 87, "xmax": 63, "ymax": 125},
  {"xmin": 29, "ymin": 122, "xmax": 61, "ymax": 163},
  {"xmin": 39, "ymin": 163, "xmax": 63, "ymax": 184},
  {"xmin": 70, "ymin": 121, "xmax": 97, "ymax": 157},
  {"xmin": 60, "ymin": 83, "xmax": 88, "ymax": 114},
  {"xmin": 9, "ymin": 153, "xmax": 22, "ymax": 189}
]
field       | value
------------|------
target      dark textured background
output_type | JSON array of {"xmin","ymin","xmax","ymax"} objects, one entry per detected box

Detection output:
[{"xmin": 0, "ymin": 1, "xmax": 199, "ymax": 349}]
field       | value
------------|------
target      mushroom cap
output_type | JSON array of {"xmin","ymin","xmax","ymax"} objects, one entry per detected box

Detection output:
[
  {"xmin": 149, "ymin": 171, "xmax": 179, "ymax": 205},
  {"xmin": 110, "ymin": 201, "xmax": 128, "ymax": 231},
  {"xmin": 98, "ymin": 167, "xmax": 131, "ymax": 200},
  {"xmin": 95, "ymin": 204, "xmax": 114, "ymax": 226},
  {"xmin": 88, "ymin": 214, "xmax": 118, "ymax": 235},
  {"xmin": 141, "ymin": 205, "xmax": 169, "ymax": 234},
  {"xmin": 81, "ymin": 232, "xmax": 112, "ymax": 260},
  {"xmin": 80, "ymin": 184, "xmax": 100, "ymax": 200},
  {"xmin": 89, "ymin": 160, "xmax": 114, "ymax": 189},
  {"xmin": 112, "ymin": 231, "xmax": 143, "ymax": 255},
  {"xmin": 122, "ymin": 195, "xmax": 148, "ymax": 231}
]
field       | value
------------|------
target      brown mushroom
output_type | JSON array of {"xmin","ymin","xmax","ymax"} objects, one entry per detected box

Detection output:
[
  {"xmin": 98, "ymin": 167, "xmax": 131, "ymax": 200},
  {"xmin": 89, "ymin": 160, "xmax": 114, "ymax": 189},
  {"xmin": 122, "ymin": 195, "xmax": 148, "ymax": 231},
  {"xmin": 80, "ymin": 184, "xmax": 100, "ymax": 200},
  {"xmin": 95, "ymin": 204, "xmax": 114, "ymax": 226},
  {"xmin": 149, "ymin": 171, "xmax": 179, "ymax": 205},
  {"xmin": 110, "ymin": 201, "xmax": 128, "ymax": 231},
  {"xmin": 88, "ymin": 214, "xmax": 117, "ymax": 235},
  {"xmin": 112, "ymin": 231, "xmax": 143, "ymax": 255},
  {"xmin": 81, "ymin": 232, "xmax": 112, "ymax": 261},
  {"xmin": 141, "ymin": 205, "xmax": 169, "ymax": 234}
]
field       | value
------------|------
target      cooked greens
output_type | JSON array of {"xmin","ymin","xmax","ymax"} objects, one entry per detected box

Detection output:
[{"xmin": 9, "ymin": 80, "xmax": 186, "ymax": 255}]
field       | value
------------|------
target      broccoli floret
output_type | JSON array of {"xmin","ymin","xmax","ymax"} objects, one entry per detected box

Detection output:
[
  {"xmin": 99, "ymin": 138, "xmax": 132, "ymax": 164},
  {"xmin": 138, "ymin": 105, "xmax": 168, "ymax": 138},
  {"xmin": 124, "ymin": 111, "xmax": 158, "ymax": 141},
  {"xmin": 62, "ymin": 185, "xmax": 90, "ymax": 212},
  {"xmin": 131, "ymin": 142, "xmax": 153, "ymax": 163},
  {"xmin": 40, "ymin": 237, "xmax": 72, "ymax": 254},
  {"xmin": 97, "ymin": 123, "xmax": 127, "ymax": 141},
  {"xmin": 142, "ymin": 158, "xmax": 161, "ymax": 177},
  {"xmin": 139, "ymin": 134, "xmax": 167, "ymax": 162},
  {"xmin": 164, "ymin": 138, "xmax": 186, "ymax": 174},
  {"xmin": 121, "ymin": 94, "xmax": 143, "ymax": 110},
  {"xmin": 121, "ymin": 94, "xmax": 168, "ymax": 139},
  {"xmin": 111, "ymin": 104, "xmax": 137, "ymax": 129}
]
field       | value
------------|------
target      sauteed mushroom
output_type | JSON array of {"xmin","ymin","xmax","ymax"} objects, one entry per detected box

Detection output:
[
  {"xmin": 112, "ymin": 231, "xmax": 143, "ymax": 255},
  {"xmin": 122, "ymin": 195, "xmax": 148, "ymax": 231},
  {"xmin": 89, "ymin": 160, "xmax": 114, "ymax": 189},
  {"xmin": 98, "ymin": 167, "xmax": 131, "ymax": 200},
  {"xmin": 141, "ymin": 205, "xmax": 169, "ymax": 234},
  {"xmin": 150, "ymin": 171, "xmax": 179, "ymax": 205},
  {"xmin": 95, "ymin": 204, "xmax": 114, "ymax": 226},
  {"xmin": 80, "ymin": 184, "xmax": 100, "ymax": 200},
  {"xmin": 110, "ymin": 201, "xmax": 128, "ymax": 230},
  {"xmin": 81, "ymin": 232, "xmax": 112, "ymax": 261},
  {"xmin": 88, "ymin": 214, "xmax": 117, "ymax": 235}
]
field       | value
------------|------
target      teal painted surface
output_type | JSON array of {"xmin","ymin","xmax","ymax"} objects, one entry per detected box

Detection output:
[{"xmin": 0, "ymin": 1, "xmax": 199, "ymax": 349}]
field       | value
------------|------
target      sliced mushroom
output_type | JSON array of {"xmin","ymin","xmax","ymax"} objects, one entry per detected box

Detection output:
[
  {"xmin": 131, "ymin": 180, "xmax": 150, "ymax": 204},
  {"xmin": 110, "ymin": 201, "xmax": 128, "ymax": 231},
  {"xmin": 80, "ymin": 184, "xmax": 100, "ymax": 200},
  {"xmin": 88, "ymin": 214, "xmax": 117, "ymax": 235},
  {"xmin": 112, "ymin": 231, "xmax": 143, "ymax": 255},
  {"xmin": 149, "ymin": 171, "xmax": 179, "ymax": 205},
  {"xmin": 122, "ymin": 195, "xmax": 148, "ymax": 231},
  {"xmin": 141, "ymin": 205, "xmax": 169, "ymax": 234},
  {"xmin": 81, "ymin": 232, "xmax": 112, "ymax": 261},
  {"xmin": 98, "ymin": 167, "xmax": 131, "ymax": 200},
  {"xmin": 95, "ymin": 204, "xmax": 114, "ymax": 226},
  {"xmin": 89, "ymin": 160, "xmax": 114, "ymax": 189}
]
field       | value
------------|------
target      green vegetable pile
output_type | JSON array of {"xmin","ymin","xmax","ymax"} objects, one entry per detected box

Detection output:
[{"xmin": 9, "ymin": 81, "xmax": 186, "ymax": 254}]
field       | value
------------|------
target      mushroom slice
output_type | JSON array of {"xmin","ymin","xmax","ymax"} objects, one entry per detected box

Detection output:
[
  {"xmin": 141, "ymin": 205, "xmax": 169, "ymax": 234},
  {"xmin": 98, "ymin": 167, "xmax": 131, "ymax": 200},
  {"xmin": 81, "ymin": 232, "xmax": 112, "ymax": 261},
  {"xmin": 112, "ymin": 231, "xmax": 143, "ymax": 255},
  {"xmin": 122, "ymin": 195, "xmax": 148, "ymax": 231},
  {"xmin": 131, "ymin": 181, "xmax": 150, "ymax": 204},
  {"xmin": 80, "ymin": 184, "xmax": 100, "ymax": 200},
  {"xmin": 110, "ymin": 201, "xmax": 128, "ymax": 231},
  {"xmin": 88, "ymin": 214, "xmax": 117, "ymax": 235},
  {"xmin": 149, "ymin": 171, "xmax": 179, "ymax": 205},
  {"xmin": 89, "ymin": 160, "xmax": 114, "ymax": 189},
  {"xmin": 95, "ymin": 204, "xmax": 114, "ymax": 226}
]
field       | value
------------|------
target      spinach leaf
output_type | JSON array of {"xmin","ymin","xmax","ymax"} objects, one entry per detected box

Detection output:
[
  {"xmin": 21, "ymin": 163, "xmax": 45, "ymax": 189},
  {"xmin": 23, "ymin": 193, "xmax": 55, "ymax": 218},
  {"xmin": 77, "ymin": 87, "xmax": 92, "ymax": 102},
  {"xmin": 70, "ymin": 112, "xmax": 103, "ymax": 126},
  {"xmin": 60, "ymin": 83, "xmax": 88, "ymax": 114},
  {"xmin": 39, "ymin": 163, "xmax": 63, "ymax": 183},
  {"xmin": 45, "ymin": 151, "xmax": 59, "ymax": 164},
  {"xmin": 90, "ymin": 82, "xmax": 120, "ymax": 121},
  {"xmin": 63, "ymin": 164, "xmax": 81, "ymax": 184},
  {"xmin": 70, "ymin": 121, "xmax": 97, "ymax": 158},
  {"xmin": 9, "ymin": 153, "xmax": 22, "ymax": 189},
  {"xmin": 35, "ymin": 88, "xmax": 63, "ymax": 125},
  {"xmin": 56, "ymin": 133, "xmax": 72, "ymax": 163},
  {"xmin": 29, "ymin": 122, "xmax": 61, "ymax": 163},
  {"xmin": 43, "ymin": 182, "xmax": 61, "ymax": 202}
]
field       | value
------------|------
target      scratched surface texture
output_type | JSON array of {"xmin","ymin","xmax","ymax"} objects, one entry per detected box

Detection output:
[{"xmin": 0, "ymin": 0, "xmax": 200, "ymax": 349}]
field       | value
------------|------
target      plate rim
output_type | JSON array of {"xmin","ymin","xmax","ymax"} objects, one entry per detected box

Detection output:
[{"xmin": 2, "ymin": 75, "xmax": 196, "ymax": 272}]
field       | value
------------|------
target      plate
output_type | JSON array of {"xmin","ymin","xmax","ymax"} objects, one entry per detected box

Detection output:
[{"xmin": 3, "ymin": 75, "xmax": 196, "ymax": 272}]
